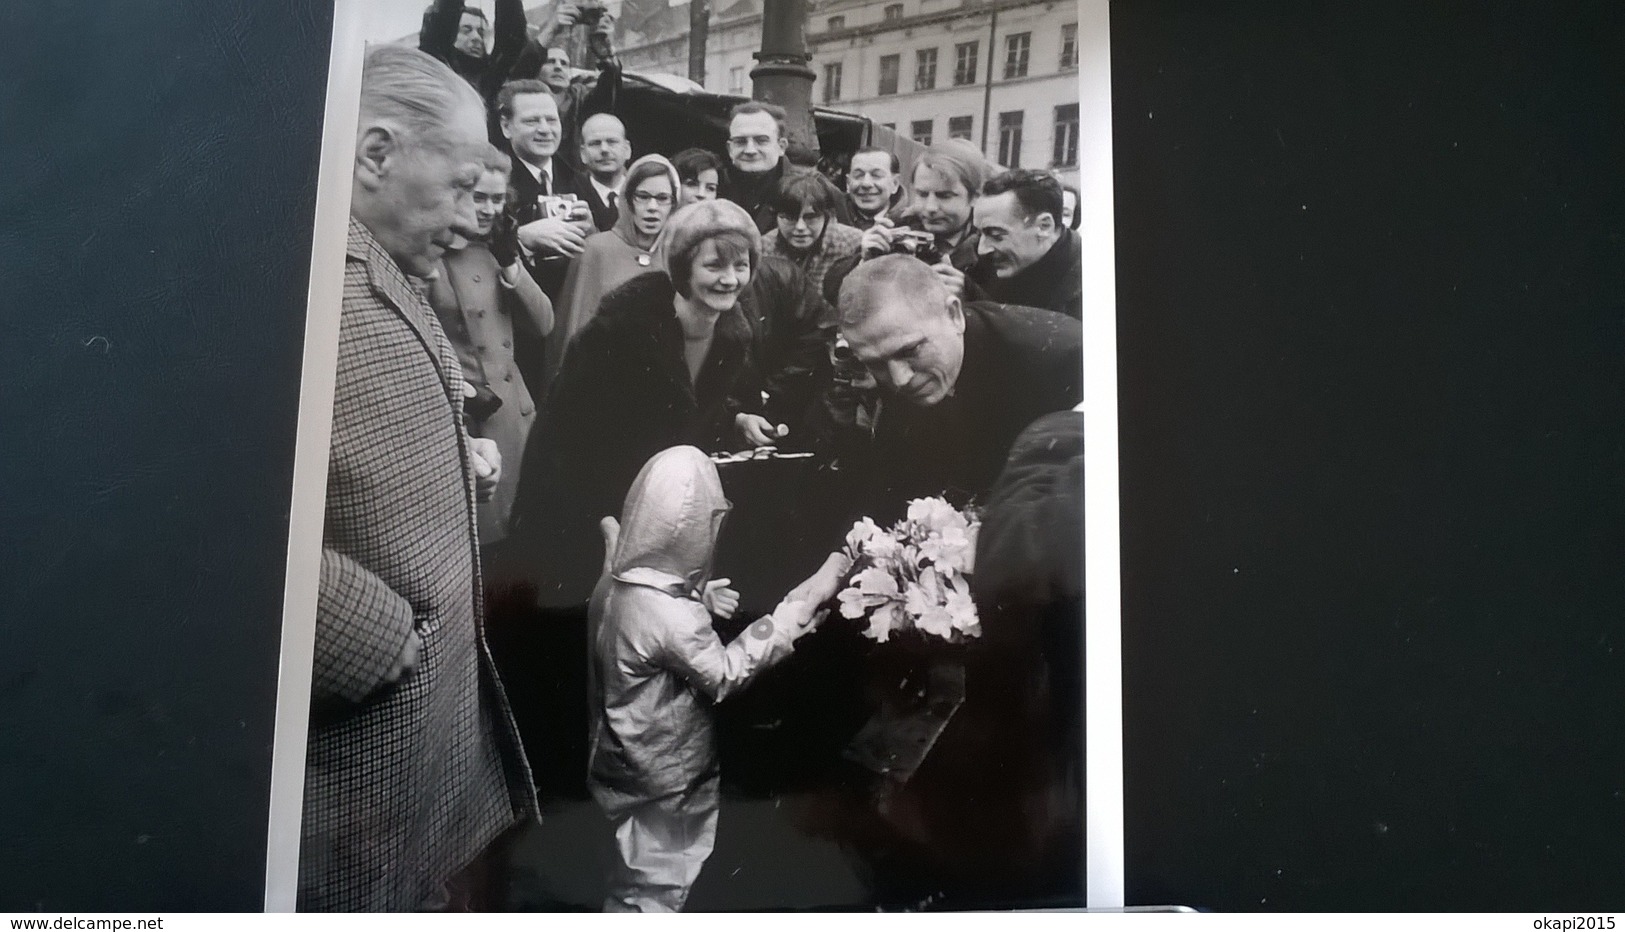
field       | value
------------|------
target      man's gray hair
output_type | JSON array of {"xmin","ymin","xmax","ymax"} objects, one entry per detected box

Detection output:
[
  {"xmin": 359, "ymin": 44, "xmax": 483, "ymax": 152},
  {"xmin": 838, "ymin": 254, "xmax": 949, "ymax": 328}
]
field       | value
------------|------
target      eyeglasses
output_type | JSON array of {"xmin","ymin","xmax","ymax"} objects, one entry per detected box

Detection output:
[
  {"xmin": 630, "ymin": 191, "xmax": 673, "ymax": 206},
  {"xmin": 727, "ymin": 135, "xmax": 775, "ymax": 149}
]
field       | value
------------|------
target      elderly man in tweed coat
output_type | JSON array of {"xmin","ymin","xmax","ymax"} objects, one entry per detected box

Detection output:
[{"xmin": 299, "ymin": 45, "xmax": 536, "ymax": 911}]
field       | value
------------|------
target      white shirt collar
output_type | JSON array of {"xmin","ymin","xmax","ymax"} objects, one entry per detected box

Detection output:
[
  {"xmin": 515, "ymin": 155, "xmax": 553, "ymax": 186},
  {"xmin": 590, "ymin": 174, "xmax": 621, "ymax": 205}
]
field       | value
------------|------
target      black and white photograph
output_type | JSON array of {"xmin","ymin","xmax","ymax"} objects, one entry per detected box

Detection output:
[
  {"xmin": 17, "ymin": 0, "xmax": 1625, "ymax": 920},
  {"xmin": 270, "ymin": 0, "xmax": 1102, "ymax": 913}
]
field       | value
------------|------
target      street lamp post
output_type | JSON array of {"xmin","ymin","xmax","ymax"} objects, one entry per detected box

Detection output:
[
  {"xmin": 688, "ymin": 0, "xmax": 710, "ymax": 86},
  {"xmin": 750, "ymin": 0, "xmax": 818, "ymax": 153}
]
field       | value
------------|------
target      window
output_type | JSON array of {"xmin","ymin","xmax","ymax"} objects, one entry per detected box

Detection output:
[
  {"xmin": 728, "ymin": 65, "xmax": 745, "ymax": 94},
  {"xmin": 915, "ymin": 48, "xmax": 938, "ymax": 91},
  {"xmin": 953, "ymin": 41, "xmax": 978, "ymax": 85},
  {"xmin": 1052, "ymin": 103, "xmax": 1079, "ymax": 166},
  {"xmin": 911, "ymin": 119, "xmax": 933, "ymax": 146},
  {"xmin": 878, "ymin": 54, "xmax": 900, "ymax": 95},
  {"xmin": 998, "ymin": 110, "xmax": 1023, "ymax": 167},
  {"xmin": 948, "ymin": 115, "xmax": 974, "ymax": 140},
  {"xmin": 1003, "ymin": 32, "xmax": 1031, "ymax": 79},
  {"xmin": 823, "ymin": 62, "xmax": 843, "ymax": 103},
  {"xmin": 827, "ymin": 15, "xmax": 845, "ymax": 30},
  {"xmin": 884, "ymin": 3, "xmax": 904, "ymax": 21},
  {"xmin": 1060, "ymin": 23, "xmax": 1078, "ymax": 68}
]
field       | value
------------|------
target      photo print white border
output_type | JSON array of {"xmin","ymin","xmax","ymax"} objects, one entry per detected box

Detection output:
[{"xmin": 263, "ymin": 0, "xmax": 1121, "ymax": 910}]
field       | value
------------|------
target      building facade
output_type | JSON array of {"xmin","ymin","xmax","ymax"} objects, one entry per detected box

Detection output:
[{"xmin": 605, "ymin": 0, "xmax": 1082, "ymax": 186}]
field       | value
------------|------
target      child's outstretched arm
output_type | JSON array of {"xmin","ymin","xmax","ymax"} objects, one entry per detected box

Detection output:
[{"xmin": 660, "ymin": 552, "xmax": 852, "ymax": 703}]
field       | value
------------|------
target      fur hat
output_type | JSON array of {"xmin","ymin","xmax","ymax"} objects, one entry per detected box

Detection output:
[{"xmin": 656, "ymin": 198, "xmax": 762, "ymax": 282}]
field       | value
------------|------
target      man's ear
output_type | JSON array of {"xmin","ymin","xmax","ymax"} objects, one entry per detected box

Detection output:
[
  {"xmin": 499, "ymin": 115, "xmax": 514, "ymax": 142},
  {"xmin": 1033, "ymin": 209, "xmax": 1057, "ymax": 237},
  {"xmin": 355, "ymin": 126, "xmax": 396, "ymax": 190},
  {"xmin": 946, "ymin": 294, "xmax": 966, "ymax": 334}
]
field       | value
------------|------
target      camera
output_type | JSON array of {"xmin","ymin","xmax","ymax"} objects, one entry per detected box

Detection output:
[
  {"xmin": 889, "ymin": 229, "xmax": 943, "ymax": 266},
  {"xmin": 463, "ymin": 382, "xmax": 504, "ymax": 424},
  {"xmin": 539, "ymin": 193, "xmax": 581, "ymax": 220},
  {"xmin": 828, "ymin": 335, "xmax": 877, "ymax": 390},
  {"xmin": 577, "ymin": 1, "xmax": 608, "ymax": 28}
]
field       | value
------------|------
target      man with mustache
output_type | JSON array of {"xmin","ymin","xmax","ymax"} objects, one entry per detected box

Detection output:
[
  {"xmin": 973, "ymin": 169, "xmax": 1085, "ymax": 320},
  {"xmin": 302, "ymin": 45, "xmax": 535, "ymax": 911},
  {"xmin": 575, "ymin": 112, "xmax": 631, "ymax": 231}
]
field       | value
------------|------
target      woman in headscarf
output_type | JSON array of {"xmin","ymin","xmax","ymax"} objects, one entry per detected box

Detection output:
[{"xmin": 540, "ymin": 154, "xmax": 680, "ymax": 400}]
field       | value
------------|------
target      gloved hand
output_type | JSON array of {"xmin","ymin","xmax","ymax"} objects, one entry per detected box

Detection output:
[{"xmin": 488, "ymin": 211, "xmax": 522, "ymax": 270}]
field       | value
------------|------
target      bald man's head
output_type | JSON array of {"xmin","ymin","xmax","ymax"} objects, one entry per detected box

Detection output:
[
  {"xmin": 838, "ymin": 255, "xmax": 966, "ymax": 406},
  {"xmin": 580, "ymin": 112, "xmax": 630, "ymax": 183}
]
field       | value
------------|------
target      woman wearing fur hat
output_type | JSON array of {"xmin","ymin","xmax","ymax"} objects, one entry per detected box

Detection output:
[{"xmin": 508, "ymin": 197, "xmax": 775, "ymax": 607}]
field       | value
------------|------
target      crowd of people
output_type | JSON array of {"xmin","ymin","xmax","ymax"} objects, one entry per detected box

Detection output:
[{"xmin": 303, "ymin": 2, "xmax": 1086, "ymax": 912}]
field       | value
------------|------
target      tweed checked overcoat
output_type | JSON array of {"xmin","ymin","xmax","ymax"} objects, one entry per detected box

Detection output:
[{"xmin": 298, "ymin": 219, "xmax": 536, "ymax": 912}]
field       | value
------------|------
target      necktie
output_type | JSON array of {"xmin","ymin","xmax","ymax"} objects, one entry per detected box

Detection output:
[
  {"xmin": 607, "ymin": 191, "xmax": 617, "ymax": 211},
  {"xmin": 539, "ymin": 168, "xmax": 550, "ymax": 196}
]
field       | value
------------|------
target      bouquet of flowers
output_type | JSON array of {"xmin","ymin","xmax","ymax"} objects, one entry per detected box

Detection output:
[{"xmin": 836, "ymin": 497, "xmax": 982, "ymax": 644}]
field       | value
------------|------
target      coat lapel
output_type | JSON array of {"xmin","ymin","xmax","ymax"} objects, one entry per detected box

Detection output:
[{"xmin": 347, "ymin": 220, "xmax": 460, "ymax": 400}]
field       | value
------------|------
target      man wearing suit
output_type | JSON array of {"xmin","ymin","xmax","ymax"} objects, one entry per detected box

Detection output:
[
  {"xmin": 498, "ymin": 79, "xmax": 595, "ymax": 297},
  {"xmin": 574, "ymin": 112, "xmax": 629, "ymax": 232},
  {"xmin": 497, "ymin": 79, "xmax": 596, "ymax": 391},
  {"xmin": 301, "ymin": 45, "xmax": 535, "ymax": 911}
]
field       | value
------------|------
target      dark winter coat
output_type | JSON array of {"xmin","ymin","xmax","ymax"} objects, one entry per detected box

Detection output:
[
  {"xmin": 508, "ymin": 271, "xmax": 754, "ymax": 606},
  {"xmin": 857, "ymin": 301, "xmax": 1083, "ymax": 520},
  {"xmin": 978, "ymin": 227, "xmax": 1085, "ymax": 320}
]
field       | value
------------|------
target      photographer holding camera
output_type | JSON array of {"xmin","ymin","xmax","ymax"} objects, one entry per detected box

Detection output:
[
  {"xmin": 529, "ymin": 1, "xmax": 623, "ymax": 174},
  {"xmin": 494, "ymin": 79, "xmax": 597, "ymax": 394},
  {"xmin": 823, "ymin": 140, "xmax": 990, "ymax": 307},
  {"xmin": 419, "ymin": 0, "xmax": 532, "ymax": 104}
]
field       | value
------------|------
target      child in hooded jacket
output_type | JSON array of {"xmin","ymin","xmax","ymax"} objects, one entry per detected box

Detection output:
[{"xmin": 585, "ymin": 445, "xmax": 849, "ymax": 912}]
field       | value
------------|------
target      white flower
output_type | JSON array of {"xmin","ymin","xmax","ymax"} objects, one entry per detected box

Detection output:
[
  {"xmin": 906, "ymin": 497, "xmax": 963, "ymax": 535},
  {"xmin": 919, "ymin": 524, "xmax": 974, "ymax": 575},
  {"xmin": 837, "ymin": 565, "xmax": 901, "ymax": 620},
  {"xmin": 839, "ymin": 502, "xmax": 983, "ymax": 643},
  {"xmin": 843, "ymin": 516, "xmax": 885, "ymax": 555},
  {"xmin": 865, "ymin": 600, "xmax": 906, "ymax": 642},
  {"xmin": 943, "ymin": 583, "xmax": 981, "ymax": 639}
]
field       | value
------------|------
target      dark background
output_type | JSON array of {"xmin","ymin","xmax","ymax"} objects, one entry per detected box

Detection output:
[
  {"xmin": 2, "ymin": 0, "xmax": 1622, "ymax": 914},
  {"xmin": 1113, "ymin": 0, "xmax": 1625, "ymax": 912},
  {"xmin": 0, "ymin": 1, "xmax": 332, "ymax": 911}
]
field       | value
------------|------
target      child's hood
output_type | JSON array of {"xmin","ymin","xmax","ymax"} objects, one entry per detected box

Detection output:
[{"xmin": 610, "ymin": 445, "xmax": 729, "ymax": 595}]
